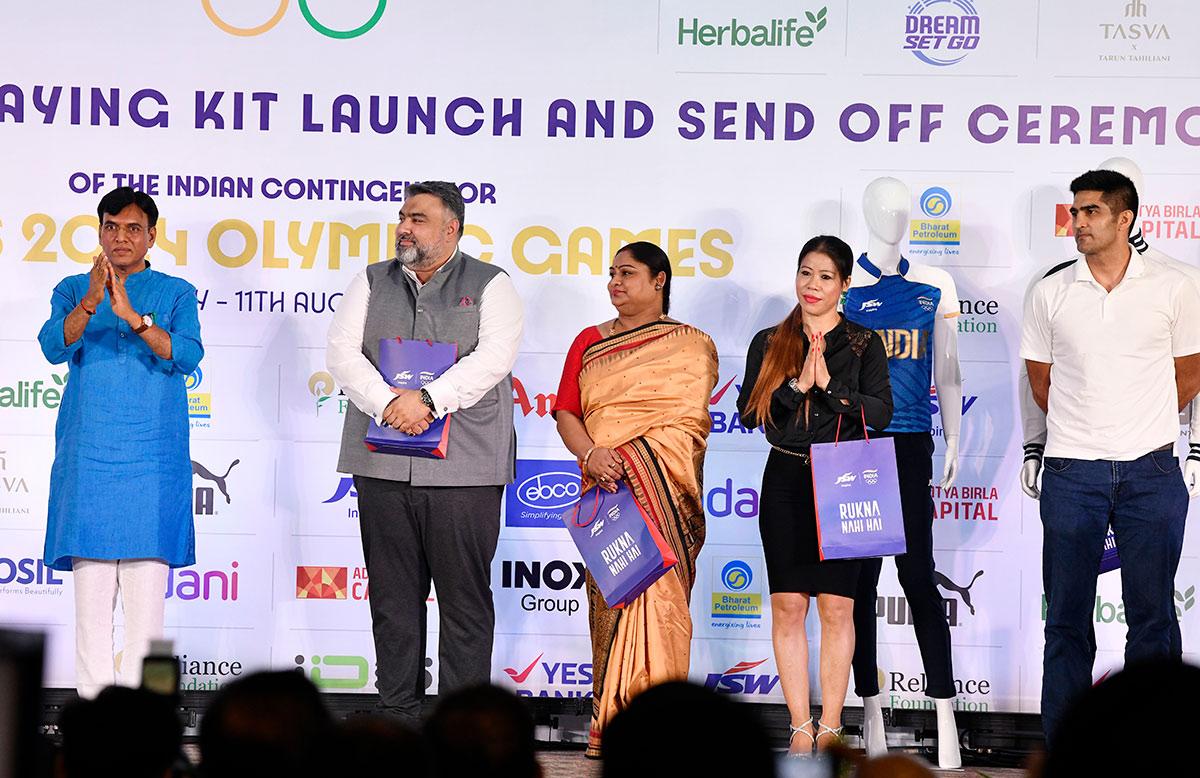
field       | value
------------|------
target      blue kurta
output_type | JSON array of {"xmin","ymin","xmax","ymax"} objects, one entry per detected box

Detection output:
[{"xmin": 37, "ymin": 265, "xmax": 203, "ymax": 571}]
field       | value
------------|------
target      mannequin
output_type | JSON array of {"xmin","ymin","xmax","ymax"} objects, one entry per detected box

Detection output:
[
  {"xmin": 843, "ymin": 177, "xmax": 963, "ymax": 769},
  {"xmin": 1020, "ymin": 157, "xmax": 1200, "ymax": 499}
]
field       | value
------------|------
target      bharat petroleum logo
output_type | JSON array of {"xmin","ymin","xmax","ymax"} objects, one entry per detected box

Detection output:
[
  {"xmin": 721, "ymin": 560, "xmax": 753, "ymax": 592},
  {"xmin": 202, "ymin": 0, "xmax": 387, "ymax": 39},
  {"xmin": 185, "ymin": 368, "xmax": 203, "ymax": 391},
  {"xmin": 919, "ymin": 187, "xmax": 952, "ymax": 218}
]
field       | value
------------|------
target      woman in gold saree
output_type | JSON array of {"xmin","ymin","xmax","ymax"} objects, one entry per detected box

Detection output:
[{"xmin": 553, "ymin": 241, "xmax": 718, "ymax": 758}]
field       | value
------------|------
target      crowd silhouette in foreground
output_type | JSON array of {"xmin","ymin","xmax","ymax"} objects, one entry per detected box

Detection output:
[{"xmin": 40, "ymin": 658, "xmax": 1200, "ymax": 777}]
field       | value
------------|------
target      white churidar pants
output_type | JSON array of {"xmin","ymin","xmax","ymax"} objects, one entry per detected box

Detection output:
[{"xmin": 72, "ymin": 557, "xmax": 168, "ymax": 699}]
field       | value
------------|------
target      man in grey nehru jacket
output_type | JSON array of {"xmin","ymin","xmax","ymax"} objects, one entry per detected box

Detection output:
[{"xmin": 326, "ymin": 181, "xmax": 523, "ymax": 726}]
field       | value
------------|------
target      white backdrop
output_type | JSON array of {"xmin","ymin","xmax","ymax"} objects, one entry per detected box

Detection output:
[{"xmin": 1, "ymin": 0, "xmax": 1198, "ymax": 713}]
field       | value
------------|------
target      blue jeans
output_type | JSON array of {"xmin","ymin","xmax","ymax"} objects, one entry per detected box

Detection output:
[{"xmin": 1039, "ymin": 448, "xmax": 1187, "ymax": 745}]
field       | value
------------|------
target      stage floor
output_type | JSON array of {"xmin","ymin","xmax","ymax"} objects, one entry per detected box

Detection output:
[{"xmin": 534, "ymin": 751, "xmax": 1030, "ymax": 777}]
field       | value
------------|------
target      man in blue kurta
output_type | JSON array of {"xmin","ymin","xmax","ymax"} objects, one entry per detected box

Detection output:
[{"xmin": 38, "ymin": 187, "xmax": 203, "ymax": 698}]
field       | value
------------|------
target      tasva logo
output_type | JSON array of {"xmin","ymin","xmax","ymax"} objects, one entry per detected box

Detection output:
[
  {"xmin": 502, "ymin": 652, "xmax": 593, "ymax": 697},
  {"xmin": 903, "ymin": 0, "xmax": 982, "ymax": 67},
  {"xmin": 704, "ymin": 659, "xmax": 781, "ymax": 695},
  {"xmin": 516, "ymin": 471, "xmax": 580, "ymax": 510},
  {"xmin": 202, "ymin": 0, "xmax": 387, "ymax": 40},
  {"xmin": 500, "ymin": 559, "xmax": 585, "ymax": 617},
  {"xmin": 165, "ymin": 561, "xmax": 239, "ymax": 601}
]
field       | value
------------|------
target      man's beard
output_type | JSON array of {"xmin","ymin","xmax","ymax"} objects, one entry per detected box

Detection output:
[{"xmin": 396, "ymin": 240, "xmax": 436, "ymax": 269}]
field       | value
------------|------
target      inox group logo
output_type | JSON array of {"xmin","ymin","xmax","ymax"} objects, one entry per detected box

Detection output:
[{"xmin": 202, "ymin": 0, "xmax": 386, "ymax": 39}]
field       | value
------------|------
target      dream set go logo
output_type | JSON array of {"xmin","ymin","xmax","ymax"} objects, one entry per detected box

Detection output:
[{"xmin": 202, "ymin": 0, "xmax": 386, "ymax": 39}]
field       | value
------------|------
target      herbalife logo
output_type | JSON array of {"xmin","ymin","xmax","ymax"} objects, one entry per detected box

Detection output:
[
  {"xmin": 678, "ymin": 7, "xmax": 828, "ymax": 48},
  {"xmin": 0, "ymin": 373, "xmax": 66, "ymax": 409}
]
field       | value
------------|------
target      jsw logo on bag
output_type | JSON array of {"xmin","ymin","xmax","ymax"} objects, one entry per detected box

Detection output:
[
  {"xmin": 836, "ymin": 471, "xmax": 857, "ymax": 487},
  {"xmin": 590, "ymin": 518, "xmax": 605, "ymax": 538},
  {"xmin": 394, "ymin": 370, "xmax": 414, "ymax": 382},
  {"xmin": 862, "ymin": 468, "xmax": 879, "ymax": 485}
]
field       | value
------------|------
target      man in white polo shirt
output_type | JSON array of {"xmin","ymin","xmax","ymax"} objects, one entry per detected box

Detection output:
[{"xmin": 1022, "ymin": 169, "xmax": 1200, "ymax": 745}]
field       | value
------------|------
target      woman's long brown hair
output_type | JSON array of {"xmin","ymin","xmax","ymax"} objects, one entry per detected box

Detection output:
[{"xmin": 743, "ymin": 235, "xmax": 854, "ymax": 428}]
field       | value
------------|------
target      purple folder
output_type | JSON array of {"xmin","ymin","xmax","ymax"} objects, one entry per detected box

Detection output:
[{"xmin": 364, "ymin": 338, "xmax": 457, "ymax": 459}]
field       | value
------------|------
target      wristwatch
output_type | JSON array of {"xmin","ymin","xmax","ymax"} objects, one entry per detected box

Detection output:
[
  {"xmin": 419, "ymin": 388, "xmax": 436, "ymax": 413},
  {"xmin": 788, "ymin": 377, "xmax": 803, "ymax": 394},
  {"xmin": 133, "ymin": 314, "xmax": 153, "ymax": 334}
]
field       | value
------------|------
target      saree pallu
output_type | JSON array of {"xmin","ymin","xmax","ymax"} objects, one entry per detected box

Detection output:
[{"xmin": 578, "ymin": 321, "xmax": 718, "ymax": 757}]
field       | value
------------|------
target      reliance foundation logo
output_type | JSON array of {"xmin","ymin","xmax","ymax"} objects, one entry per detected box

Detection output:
[
  {"xmin": 903, "ymin": 0, "xmax": 982, "ymax": 66},
  {"xmin": 710, "ymin": 558, "xmax": 763, "ymax": 630},
  {"xmin": 308, "ymin": 371, "xmax": 347, "ymax": 416},
  {"xmin": 884, "ymin": 665, "xmax": 992, "ymax": 711},
  {"xmin": 677, "ymin": 7, "xmax": 829, "ymax": 49}
]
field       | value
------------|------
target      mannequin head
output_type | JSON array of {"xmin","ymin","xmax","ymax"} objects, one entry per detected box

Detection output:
[
  {"xmin": 862, "ymin": 177, "xmax": 910, "ymax": 246},
  {"xmin": 1097, "ymin": 157, "xmax": 1144, "ymax": 198}
]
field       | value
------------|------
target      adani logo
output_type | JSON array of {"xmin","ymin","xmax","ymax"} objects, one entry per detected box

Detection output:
[
  {"xmin": 165, "ymin": 561, "xmax": 239, "ymax": 601},
  {"xmin": 708, "ymin": 374, "xmax": 761, "ymax": 435},
  {"xmin": 502, "ymin": 652, "xmax": 593, "ymax": 697},
  {"xmin": 505, "ymin": 460, "xmax": 580, "ymax": 528},
  {"xmin": 704, "ymin": 659, "xmax": 781, "ymax": 695}
]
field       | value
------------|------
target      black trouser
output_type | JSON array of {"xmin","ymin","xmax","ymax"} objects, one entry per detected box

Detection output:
[
  {"xmin": 851, "ymin": 432, "xmax": 956, "ymax": 699},
  {"xmin": 354, "ymin": 475, "xmax": 502, "ymax": 726}
]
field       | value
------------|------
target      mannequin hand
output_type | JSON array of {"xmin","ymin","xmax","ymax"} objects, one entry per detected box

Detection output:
[
  {"xmin": 1184, "ymin": 457, "xmax": 1200, "ymax": 499},
  {"xmin": 1021, "ymin": 458, "xmax": 1042, "ymax": 500},
  {"xmin": 939, "ymin": 434, "xmax": 959, "ymax": 489}
]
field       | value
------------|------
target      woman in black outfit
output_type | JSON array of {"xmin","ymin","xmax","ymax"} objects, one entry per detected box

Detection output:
[{"xmin": 736, "ymin": 235, "xmax": 892, "ymax": 756}]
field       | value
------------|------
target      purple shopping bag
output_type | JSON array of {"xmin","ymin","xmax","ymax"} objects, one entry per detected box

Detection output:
[
  {"xmin": 810, "ymin": 412, "xmax": 906, "ymax": 560},
  {"xmin": 1099, "ymin": 530, "xmax": 1120, "ymax": 574},
  {"xmin": 561, "ymin": 482, "xmax": 678, "ymax": 608},
  {"xmin": 364, "ymin": 338, "xmax": 457, "ymax": 459}
]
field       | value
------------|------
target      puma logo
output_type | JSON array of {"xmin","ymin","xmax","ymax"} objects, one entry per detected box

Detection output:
[
  {"xmin": 191, "ymin": 459, "xmax": 240, "ymax": 504},
  {"xmin": 934, "ymin": 570, "xmax": 984, "ymax": 616}
]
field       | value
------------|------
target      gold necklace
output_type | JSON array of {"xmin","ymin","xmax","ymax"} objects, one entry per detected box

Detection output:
[{"xmin": 610, "ymin": 314, "xmax": 667, "ymax": 336}]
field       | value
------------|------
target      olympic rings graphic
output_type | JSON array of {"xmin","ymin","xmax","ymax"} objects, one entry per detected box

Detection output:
[{"xmin": 202, "ymin": 0, "xmax": 386, "ymax": 39}]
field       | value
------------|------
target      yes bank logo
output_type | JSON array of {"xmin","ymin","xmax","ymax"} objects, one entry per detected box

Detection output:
[
  {"xmin": 502, "ymin": 652, "xmax": 593, "ymax": 697},
  {"xmin": 505, "ymin": 460, "xmax": 580, "ymax": 528},
  {"xmin": 202, "ymin": 0, "xmax": 387, "ymax": 39},
  {"xmin": 708, "ymin": 375, "xmax": 761, "ymax": 435}
]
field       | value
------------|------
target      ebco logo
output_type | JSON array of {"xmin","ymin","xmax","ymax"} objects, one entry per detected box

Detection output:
[
  {"xmin": 516, "ymin": 471, "xmax": 581, "ymax": 510},
  {"xmin": 202, "ymin": 0, "xmax": 386, "ymax": 39},
  {"xmin": 721, "ymin": 560, "xmax": 752, "ymax": 592},
  {"xmin": 903, "ymin": 0, "xmax": 981, "ymax": 66}
]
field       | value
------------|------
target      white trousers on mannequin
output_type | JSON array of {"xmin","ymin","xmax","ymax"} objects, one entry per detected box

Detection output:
[{"xmin": 72, "ymin": 558, "xmax": 168, "ymax": 699}]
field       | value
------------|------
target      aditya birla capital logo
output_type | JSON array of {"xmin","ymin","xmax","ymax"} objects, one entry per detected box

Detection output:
[
  {"xmin": 1056, "ymin": 201, "xmax": 1200, "ymax": 241},
  {"xmin": 502, "ymin": 652, "xmax": 593, "ymax": 697},
  {"xmin": 295, "ymin": 565, "xmax": 370, "ymax": 601}
]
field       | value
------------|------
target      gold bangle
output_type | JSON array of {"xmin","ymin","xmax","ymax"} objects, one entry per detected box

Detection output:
[{"xmin": 581, "ymin": 446, "xmax": 597, "ymax": 473}]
